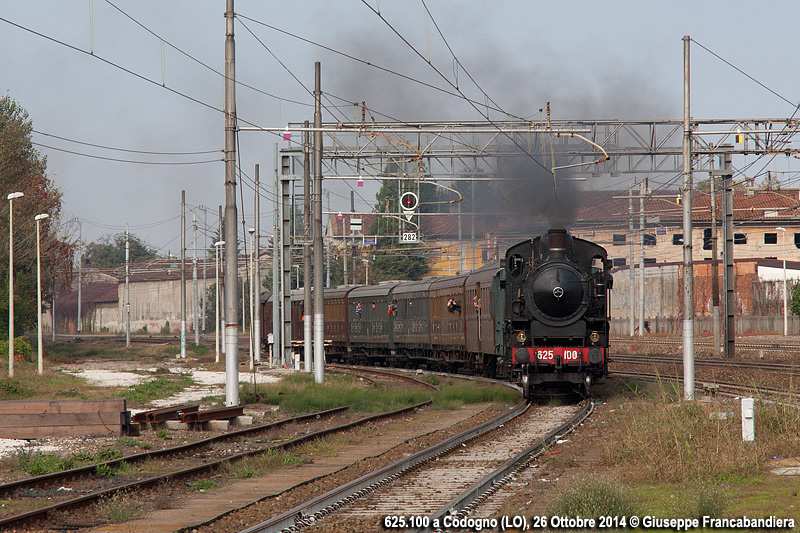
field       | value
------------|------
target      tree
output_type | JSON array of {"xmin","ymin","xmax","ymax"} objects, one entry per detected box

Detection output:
[
  {"xmin": 0, "ymin": 95, "xmax": 69, "ymax": 338},
  {"xmin": 790, "ymin": 282, "xmax": 800, "ymax": 318},
  {"xmin": 366, "ymin": 161, "xmax": 430, "ymax": 282},
  {"xmin": 85, "ymin": 233, "xmax": 157, "ymax": 269}
]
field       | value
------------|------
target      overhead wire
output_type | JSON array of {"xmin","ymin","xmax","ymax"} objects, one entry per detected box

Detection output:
[
  {"xmin": 103, "ymin": 0, "xmax": 310, "ymax": 108},
  {"xmin": 30, "ymin": 140, "xmax": 222, "ymax": 165},
  {"xmin": 358, "ymin": 1, "xmax": 556, "ymax": 176},
  {"xmin": 33, "ymin": 129, "xmax": 220, "ymax": 156}
]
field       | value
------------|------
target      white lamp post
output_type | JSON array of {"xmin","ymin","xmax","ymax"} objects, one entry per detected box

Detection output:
[
  {"xmin": 248, "ymin": 228, "xmax": 255, "ymax": 370},
  {"xmin": 35, "ymin": 213, "xmax": 49, "ymax": 374},
  {"xmin": 777, "ymin": 227, "xmax": 788, "ymax": 335},
  {"xmin": 7, "ymin": 192, "xmax": 23, "ymax": 378},
  {"xmin": 214, "ymin": 240, "xmax": 225, "ymax": 363}
]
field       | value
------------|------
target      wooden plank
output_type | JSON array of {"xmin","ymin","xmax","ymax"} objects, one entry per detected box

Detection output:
[
  {"xmin": 0, "ymin": 399, "xmax": 125, "ymax": 414},
  {"xmin": 0, "ymin": 413, "xmax": 122, "ymax": 428},
  {"xmin": 0, "ymin": 424, "xmax": 122, "ymax": 439},
  {"xmin": 0, "ymin": 399, "xmax": 126, "ymax": 439}
]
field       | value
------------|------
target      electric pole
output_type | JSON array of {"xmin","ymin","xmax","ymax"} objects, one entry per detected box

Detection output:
[
  {"xmin": 193, "ymin": 211, "xmax": 199, "ymax": 346},
  {"xmin": 125, "ymin": 223, "xmax": 130, "ymax": 348},
  {"xmin": 181, "ymin": 190, "xmax": 186, "ymax": 359},
  {"xmin": 254, "ymin": 164, "xmax": 261, "ymax": 363},
  {"xmin": 76, "ymin": 218, "xmax": 82, "ymax": 333},
  {"xmin": 303, "ymin": 120, "xmax": 312, "ymax": 373},
  {"xmin": 628, "ymin": 183, "xmax": 635, "ymax": 335},
  {"xmin": 681, "ymin": 35, "xmax": 695, "ymax": 401},
  {"xmin": 223, "ymin": 0, "xmax": 239, "ymax": 405},
  {"xmin": 313, "ymin": 61, "xmax": 325, "ymax": 384}
]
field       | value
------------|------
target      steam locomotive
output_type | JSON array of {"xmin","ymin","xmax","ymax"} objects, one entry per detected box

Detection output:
[{"xmin": 261, "ymin": 228, "xmax": 612, "ymax": 398}]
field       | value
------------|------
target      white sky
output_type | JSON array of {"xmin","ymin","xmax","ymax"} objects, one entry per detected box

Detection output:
[{"xmin": 2, "ymin": 1, "xmax": 799, "ymax": 256}]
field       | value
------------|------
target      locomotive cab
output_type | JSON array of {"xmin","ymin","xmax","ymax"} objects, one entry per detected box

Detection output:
[{"xmin": 505, "ymin": 229, "xmax": 612, "ymax": 398}]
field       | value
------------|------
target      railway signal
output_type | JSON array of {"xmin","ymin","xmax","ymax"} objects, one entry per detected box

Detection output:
[{"xmin": 400, "ymin": 191, "xmax": 418, "ymax": 221}]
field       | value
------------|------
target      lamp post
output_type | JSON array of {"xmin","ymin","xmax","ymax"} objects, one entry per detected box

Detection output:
[
  {"xmin": 777, "ymin": 227, "xmax": 788, "ymax": 335},
  {"xmin": 35, "ymin": 213, "xmax": 49, "ymax": 375},
  {"xmin": 248, "ymin": 227, "xmax": 255, "ymax": 370},
  {"xmin": 214, "ymin": 240, "xmax": 225, "ymax": 363},
  {"xmin": 7, "ymin": 192, "xmax": 23, "ymax": 378}
]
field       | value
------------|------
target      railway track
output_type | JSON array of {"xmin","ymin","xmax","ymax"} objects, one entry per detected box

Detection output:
[
  {"xmin": 612, "ymin": 354, "xmax": 800, "ymax": 374},
  {"xmin": 612, "ymin": 337, "xmax": 800, "ymax": 353},
  {"xmin": 236, "ymin": 401, "xmax": 591, "ymax": 533},
  {"xmin": 0, "ymin": 402, "xmax": 429, "ymax": 530},
  {"xmin": 610, "ymin": 371, "xmax": 793, "ymax": 399}
]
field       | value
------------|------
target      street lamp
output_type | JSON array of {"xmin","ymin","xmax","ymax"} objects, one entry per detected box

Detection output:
[
  {"xmin": 777, "ymin": 227, "xmax": 788, "ymax": 335},
  {"xmin": 35, "ymin": 213, "xmax": 49, "ymax": 375},
  {"xmin": 7, "ymin": 192, "xmax": 23, "ymax": 378},
  {"xmin": 248, "ymin": 228, "xmax": 255, "ymax": 370},
  {"xmin": 214, "ymin": 240, "xmax": 225, "ymax": 363}
]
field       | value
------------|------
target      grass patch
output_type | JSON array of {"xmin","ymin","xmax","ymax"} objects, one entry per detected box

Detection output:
[
  {"xmin": 94, "ymin": 460, "xmax": 131, "ymax": 477},
  {"xmin": 120, "ymin": 373, "xmax": 195, "ymax": 405},
  {"xmin": 604, "ymin": 387, "xmax": 800, "ymax": 484},
  {"xmin": 225, "ymin": 449, "xmax": 308, "ymax": 479},
  {"xmin": 186, "ymin": 479, "xmax": 217, "ymax": 491},
  {"xmin": 434, "ymin": 379, "xmax": 519, "ymax": 409},
  {"xmin": 548, "ymin": 475, "xmax": 639, "ymax": 522},
  {"xmin": 241, "ymin": 373, "xmax": 518, "ymax": 415},
  {"xmin": 6, "ymin": 447, "xmax": 128, "ymax": 476},
  {"xmin": 296, "ymin": 433, "xmax": 354, "ymax": 457},
  {"xmin": 94, "ymin": 490, "xmax": 148, "ymax": 523}
]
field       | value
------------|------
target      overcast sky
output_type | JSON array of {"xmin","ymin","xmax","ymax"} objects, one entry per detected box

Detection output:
[{"xmin": 2, "ymin": 1, "xmax": 799, "ymax": 256}]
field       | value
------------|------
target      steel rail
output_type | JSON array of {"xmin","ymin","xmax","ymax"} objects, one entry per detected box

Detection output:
[
  {"xmin": 238, "ymin": 400, "xmax": 529, "ymax": 533},
  {"xmin": 613, "ymin": 338, "xmax": 800, "ymax": 351},
  {"xmin": 612, "ymin": 354, "xmax": 800, "ymax": 373},
  {"xmin": 0, "ymin": 403, "xmax": 429, "ymax": 530},
  {"xmin": 0, "ymin": 406, "xmax": 348, "ymax": 500},
  {"xmin": 610, "ymin": 371, "xmax": 792, "ymax": 398},
  {"xmin": 334, "ymin": 365, "xmax": 440, "ymax": 392},
  {"xmin": 414, "ymin": 399, "xmax": 594, "ymax": 533}
]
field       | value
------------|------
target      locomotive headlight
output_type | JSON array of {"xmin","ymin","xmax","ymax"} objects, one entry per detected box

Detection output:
[
  {"xmin": 589, "ymin": 331, "xmax": 600, "ymax": 344},
  {"xmin": 516, "ymin": 331, "xmax": 528, "ymax": 345}
]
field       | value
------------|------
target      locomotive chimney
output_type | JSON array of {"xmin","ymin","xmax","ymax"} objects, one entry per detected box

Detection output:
[{"xmin": 546, "ymin": 228, "xmax": 568, "ymax": 260}]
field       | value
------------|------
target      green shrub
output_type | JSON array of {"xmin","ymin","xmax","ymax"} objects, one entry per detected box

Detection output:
[
  {"xmin": 160, "ymin": 321, "xmax": 171, "ymax": 335},
  {"xmin": 549, "ymin": 475, "xmax": 639, "ymax": 522},
  {"xmin": 0, "ymin": 337, "xmax": 34, "ymax": 363},
  {"xmin": 667, "ymin": 482, "xmax": 728, "ymax": 520}
]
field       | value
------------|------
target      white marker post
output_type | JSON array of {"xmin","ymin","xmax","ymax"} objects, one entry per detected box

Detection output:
[{"xmin": 741, "ymin": 397, "xmax": 755, "ymax": 442}]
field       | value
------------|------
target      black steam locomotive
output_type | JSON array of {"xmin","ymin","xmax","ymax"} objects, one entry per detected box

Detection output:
[
  {"xmin": 504, "ymin": 229, "xmax": 612, "ymax": 397},
  {"xmin": 262, "ymin": 228, "xmax": 612, "ymax": 398}
]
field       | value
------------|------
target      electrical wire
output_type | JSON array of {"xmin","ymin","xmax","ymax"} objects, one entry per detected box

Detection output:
[
  {"xmin": 31, "ymin": 141, "xmax": 222, "ymax": 165},
  {"xmin": 692, "ymin": 38, "xmax": 799, "ymax": 110},
  {"xmin": 33, "ymin": 129, "xmax": 220, "ymax": 156},
  {"xmin": 103, "ymin": 0, "xmax": 310, "ymax": 108},
  {"xmin": 0, "ymin": 15, "xmax": 285, "ymax": 141}
]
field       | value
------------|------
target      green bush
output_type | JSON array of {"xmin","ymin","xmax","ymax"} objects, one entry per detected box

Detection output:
[
  {"xmin": 549, "ymin": 475, "xmax": 639, "ymax": 522},
  {"xmin": 160, "ymin": 321, "xmax": 171, "ymax": 335},
  {"xmin": 0, "ymin": 337, "xmax": 34, "ymax": 363},
  {"xmin": 667, "ymin": 482, "xmax": 728, "ymax": 520}
]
